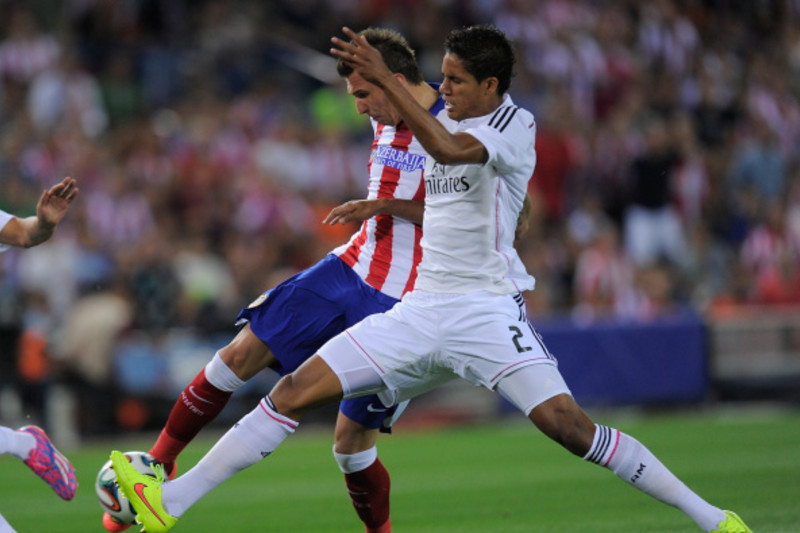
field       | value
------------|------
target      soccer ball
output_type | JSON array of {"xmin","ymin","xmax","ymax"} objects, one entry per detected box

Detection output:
[{"xmin": 96, "ymin": 451, "xmax": 160, "ymax": 525}]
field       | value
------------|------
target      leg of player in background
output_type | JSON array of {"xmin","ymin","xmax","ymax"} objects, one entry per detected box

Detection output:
[
  {"xmin": 149, "ymin": 354, "xmax": 351, "ymax": 520},
  {"xmin": 0, "ymin": 425, "xmax": 77, "ymax": 501},
  {"xmin": 140, "ymin": 323, "xmax": 399, "ymax": 533},
  {"xmin": 0, "ymin": 425, "xmax": 35, "ymax": 460},
  {"xmin": 333, "ymin": 414, "xmax": 392, "ymax": 533},
  {"xmin": 148, "ymin": 324, "xmax": 268, "ymax": 473},
  {"xmin": 103, "ymin": 325, "xmax": 272, "ymax": 531},
  {"xmin": 497, "ymin": 366, "xmax": 736, "ymax": 532}
]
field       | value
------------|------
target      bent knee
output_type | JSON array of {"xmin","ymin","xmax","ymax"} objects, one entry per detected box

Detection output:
[
  {"xmin": 529, "ymin": 395, "xmax": 595, "ymax": 456},
  {"xmin": 269, "ymin": 360, "xmax": 344, "ymax": 419},
  {"xmin": 270, "ymin": 374, "xmax": 306, "ymax": 414}
]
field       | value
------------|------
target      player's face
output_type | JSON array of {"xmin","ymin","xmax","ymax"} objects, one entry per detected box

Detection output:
[
  {"xmin": 346, "ymin": 72, "xmax": 402, "ymax": 126},
  {"xmin": 439, "ymin": 53, "xmax": 496, "ymax": 121}
]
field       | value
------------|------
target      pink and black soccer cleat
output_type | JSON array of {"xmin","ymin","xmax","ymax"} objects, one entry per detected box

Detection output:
[{"xmin": 19, "ymin": 425, "xmax": 78, "ymax": 501}]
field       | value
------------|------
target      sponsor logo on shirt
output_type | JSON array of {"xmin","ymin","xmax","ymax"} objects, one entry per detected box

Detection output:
[
  {"xmin": 372, "ymin": 145, "xmax": 426, "ymax": 172},
  {"xmin": 425, "ymin": 163, "xmax": 470, "ymax": 195}
]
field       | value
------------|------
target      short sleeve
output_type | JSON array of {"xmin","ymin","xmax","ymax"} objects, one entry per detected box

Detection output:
[{"xmin": 466, "ymin": 105, "xmax": 536, "ymax": 175}]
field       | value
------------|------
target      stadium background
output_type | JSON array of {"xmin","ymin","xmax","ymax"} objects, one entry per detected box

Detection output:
[{"xmin": 0, "ymin": 0, "xmax": 798, "ymax": 447}]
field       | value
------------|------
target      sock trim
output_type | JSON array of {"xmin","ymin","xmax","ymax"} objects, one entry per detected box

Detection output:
[
  {"xmin": 584, "ymin": 424, "xmax": 620, "ymax": 466},
  {"xmin": 260, "ymin": 397, "xmax": 298, "ymax": 431},
  {"xmin": 333, "ymin": 445, "xmax": 378, "ymax": 474},
  {"xmin": 604, "ymin": 429, "xmax": 621, "ymax": 467},
  {"xmin": 205, "ymin": 352, "xmax": 246, "ymax": 392}
]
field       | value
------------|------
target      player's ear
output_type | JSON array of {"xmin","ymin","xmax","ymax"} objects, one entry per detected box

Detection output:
[{"xmin": 482, "ymin": 77, "xmax": 499, "ymax": 96}]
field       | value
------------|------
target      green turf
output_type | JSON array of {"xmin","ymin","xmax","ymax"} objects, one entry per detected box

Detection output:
[{"xmin": 1, "ymin": 408, "xmax": 798, "ymax": 532}]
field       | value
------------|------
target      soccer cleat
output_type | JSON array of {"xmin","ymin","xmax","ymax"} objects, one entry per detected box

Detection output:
[
  {"xmin": 110, "ymin": 450, "xmax": 177, "ymax": 533},
  {"xmin": 102, "ymin": 460, "xmax": 177, "ymax": 532},
  {"xmin": 711, "ymin": 510, "xmax": 753, "ymax": 533},
  {"xmin": 19, "ymin": 425, "xmax": 78, "ymax": 501}
]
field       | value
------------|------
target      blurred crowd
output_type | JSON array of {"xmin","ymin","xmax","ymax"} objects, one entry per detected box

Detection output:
[{"xmin": 1, "ymin": 0, "xmax": 799, "ymax": 431}]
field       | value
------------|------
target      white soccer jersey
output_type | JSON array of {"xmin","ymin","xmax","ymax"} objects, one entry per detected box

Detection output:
[
  {"xmin": 0, "ymin": 209, "xmax": 12, "ymax": 252},
  {"xmin": 415, "ymin": 94, "xmax": 537, "ymax": 294},
  {"xmin": 333, "ymin": 94, "xmax": 445, "ymax": 299}
]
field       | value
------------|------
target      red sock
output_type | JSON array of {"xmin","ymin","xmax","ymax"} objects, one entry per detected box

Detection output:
[
  {"xmin": 344, "ymin": 458, "xmax": 392, "ymax": 533},
  {"xmin": 149, "ymin": 369, "xmax": 233, "ymax": 468}
]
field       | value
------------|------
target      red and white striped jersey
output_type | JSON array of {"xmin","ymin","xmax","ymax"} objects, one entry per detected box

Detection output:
[{"xmin": 332, "ymin": 117, "xmax": 434, "ymax": 300}]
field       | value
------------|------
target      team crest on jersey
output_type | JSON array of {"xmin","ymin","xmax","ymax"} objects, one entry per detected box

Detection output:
[
  {"xmin": 247, "ymin": 292, "xmax": 269, "ymax": 308},
  {"xmin": 372, "ymin": 145, "xmax": 426, "ymax": 172}
]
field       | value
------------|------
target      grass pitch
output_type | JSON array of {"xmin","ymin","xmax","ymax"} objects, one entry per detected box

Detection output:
[{"xmin": 1, "ymin": 407, "xmax": 798, "ymax": 532}]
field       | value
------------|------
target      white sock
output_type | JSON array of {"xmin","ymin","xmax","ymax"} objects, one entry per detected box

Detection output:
[
  {"xmin": 583, "ymin": 425, "xmax": 725, "ymax": 532},
  {"xmin": 0, "ymin": 511, "xmax": 17, "ymax": 533},
  {"xmin": 0, "ymin": 426, "xmax": 35, "ymax": 460},
  {"xmin": 333, "ymin": 445, "xmax": 377, "ymax": 474},
  {"xmin": 204, "ymin": 352, "xmax": 246, "ymax": 392},
  {"xmin": 161, "ymin": 397, "xmax": 297, "ymax": 517}
]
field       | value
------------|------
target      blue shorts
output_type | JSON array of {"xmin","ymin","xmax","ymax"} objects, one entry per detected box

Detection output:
[{"xmin": 236, "ymin": 254, "xmax": 402, "ymax": 430}]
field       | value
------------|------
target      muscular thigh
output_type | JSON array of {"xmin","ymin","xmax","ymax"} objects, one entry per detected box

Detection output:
[
  {"xmin": 441, "ymin": 292, "xmax": 557, "ymax": 390},
  {"xmin": 319, "ymin": 295, "xmax": 455, "ymax": 406},
  {"xmin": 236, "ymin": 255, "xmax": 398, "ymax": 375}
]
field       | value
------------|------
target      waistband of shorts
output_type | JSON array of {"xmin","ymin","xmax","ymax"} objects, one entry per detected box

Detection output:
[{"xmin": 406, "ymin": 289, "xmax": 514, "ymax": 305}]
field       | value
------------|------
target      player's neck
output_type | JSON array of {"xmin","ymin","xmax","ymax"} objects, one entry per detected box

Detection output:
[{"xmin": 407, "ymin": 82, "xmax": 439, "ymax": 113}]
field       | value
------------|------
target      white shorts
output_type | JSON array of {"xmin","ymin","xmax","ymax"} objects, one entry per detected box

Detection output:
[{"xmin": 318, "ymin": 290, "xmax": 562, "ymax": 407}]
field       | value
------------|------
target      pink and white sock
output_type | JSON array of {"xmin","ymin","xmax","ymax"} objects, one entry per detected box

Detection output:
[
  {"xmin": 161, "ymin": 397, "xmax": 297, "ymax": 517},
  {"xmin": 583, "ymin": 424, "xmax": 725, "ymax": 532},
  {"xmin": 0, "ymin": 426, "xmax": 34, "ymax": 459}
]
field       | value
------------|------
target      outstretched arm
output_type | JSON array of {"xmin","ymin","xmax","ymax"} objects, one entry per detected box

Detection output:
[
  {"xmin": 323, "ymin": 198, "xmax": 423, "ymax": 226},
  {"xmin": 331, "ymin": 27, "xmax": 486, "ymax": 165},
  {"xmin": 0, "ymin": 177, "xmax": 79, "ymax": 248}
]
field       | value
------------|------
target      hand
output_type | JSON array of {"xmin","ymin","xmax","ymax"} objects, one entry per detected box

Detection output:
[
  {"xmin": 37, "ymin": 177, "xmax": 79, "ymax": 229},
  {"xmin": 323, "ymin": 199, "xmax": 382, "ymax": 225},
  {"xmin": 330, "ymin": 27, "xmax": 394, "ymax": 86}
]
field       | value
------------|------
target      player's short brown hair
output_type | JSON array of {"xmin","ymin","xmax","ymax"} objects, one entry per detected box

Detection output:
[{"xmin": 336, "ymin": 27, "xmax": 423, "ymax": 84}]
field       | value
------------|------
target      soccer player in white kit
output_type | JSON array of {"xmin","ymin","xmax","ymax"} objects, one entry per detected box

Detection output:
[
  {"xmin": 111, "ymin": 27, "xmax": 751, "ymax": 533},
  {"xmin": 103, "ymin": 29, "xmax": 443, "ymax": 533},
  {"xmin": 0, "ymin": 177, "xmax": 79, "ymax": 532}
]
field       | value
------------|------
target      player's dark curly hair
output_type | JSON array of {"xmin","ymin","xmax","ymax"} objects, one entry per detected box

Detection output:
[
  {"xmin": 336, "ymin": 27, "xmax": 424, "ymax": 84},
  {"xmin": 444, "ymin": 25, "xmax": 515, "ymax": 95}
]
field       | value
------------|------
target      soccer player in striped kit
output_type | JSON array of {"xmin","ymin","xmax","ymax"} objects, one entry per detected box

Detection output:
[
  {"xmin": 102, "ymin": 28, "xmax": 441, "ymax": 533},
  {"xmin": 112, "ymin": 25, "xmax": 751, "ymax": 533},
  {"xmin": 0, "ymin": 177, "xmax": 79, "ymax": 532}
]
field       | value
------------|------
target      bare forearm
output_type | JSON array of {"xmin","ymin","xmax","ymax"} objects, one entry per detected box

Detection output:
[
  {"xmin": 331, "ymin": 28, "xmax": 485, "ymax": 165},
  {"xmin": 374, "ymin": 198, "xmax": 424, "ymax": 226},
  {"xmin": 377, "ymin": 78, "xmax": 461, "ymax": 163},
  {"xmin": 324, "ymin": 198, "xmax": 423, "ymax": 226},
  {"xmin": 24, "ymin": 217, "xmax": 56, "ymax": 247},
  {"xmin": 0, "ymin": 217, "xmax": 55, "ymax": 248}
]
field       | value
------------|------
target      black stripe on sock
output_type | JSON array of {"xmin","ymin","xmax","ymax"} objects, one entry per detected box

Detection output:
[{"xmin": 587, "ymin": 425, "xmax": 611, "ymax": 464}]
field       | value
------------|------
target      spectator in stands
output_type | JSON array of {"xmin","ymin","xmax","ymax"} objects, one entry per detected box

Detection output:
[
  {"xmin": 623, "ymin": 115, "xmax": 687, "ymax": 268},
  {"xmin": 572, "ymin": 220, "xmax": 637, "ymax": 321}
]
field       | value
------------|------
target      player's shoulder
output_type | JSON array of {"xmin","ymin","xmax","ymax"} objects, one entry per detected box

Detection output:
[{"xmin": 484, "ymin": 98, "xmax": 535, "ymax": 133}]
